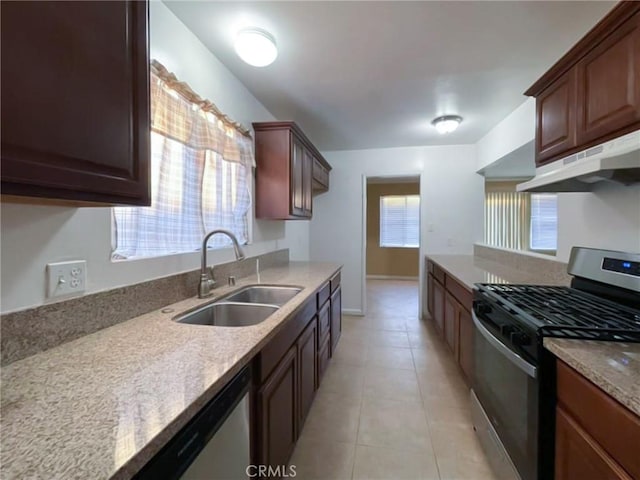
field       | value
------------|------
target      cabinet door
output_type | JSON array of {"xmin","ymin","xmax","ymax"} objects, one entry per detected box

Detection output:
[
  {"xmin": 433, "ymin": 280, "xmax": 445, "ymax": 333},
  {"xmin": 330, "ymin": 287, "xmax": 342, "ymax": 353},
  {"xmin": 257, "ymin": 346, "xmax": 298, "ymax": 469},
  {"xmin": 427, "ymin": 274, "xmax": 435, "ymax": 318},
  {"xmin": 1, "ymin": 1, "xmax": 150, "ymax": 205},
  {"xmin": 458, "ymin": 307, "xmax": 474, "ymax": 382},
  {"xmin": 317, "ymin": 335, "xmax": 331, "ymax": 385},
  {"xmin": 444, "ymin": 293, "xmax": 459, "ymax": 355},
  {"xmin": 536, "ymin": 69, "xmax": 578, "ymax": 165},
  {"xmin": 555, "ymin": 407, "xmax": 632, "ymax": 480},
  {"xmin": 576, "ymin": 13, "xmax": 640, "ymax": 146},
  {"xmin": 290, "ymin": 137, "xmax": 305, "ymax": 216},
  {"xmin": 298, "ymin": 317, "xmax": 317, "ymax": 432},
  {"xmin": 302, "ymin": 148, "xmax": 313, "ymax": 217}
]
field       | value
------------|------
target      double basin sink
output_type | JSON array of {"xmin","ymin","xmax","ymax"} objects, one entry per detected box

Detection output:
[{"xmin": 175, "ymin": 285, "xmax": 302, "ymax": 327}]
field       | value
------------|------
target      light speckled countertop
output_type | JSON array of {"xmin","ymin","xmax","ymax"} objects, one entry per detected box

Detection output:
[
  {"xmin": 544, "ymin": 338, "xmax": 640, "ymax": 417},
  {"xmin": 426, "ymin": 254, "xmax": 569, "ymax": 290},
  {"xmin": 1, "ymin": 262, "xmax": 340, "ymax": 480}
]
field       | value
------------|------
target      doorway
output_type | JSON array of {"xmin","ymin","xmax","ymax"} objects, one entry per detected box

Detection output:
[{"xmin": 363, "ymin": 175, "xmax": 421, "ymax": 317}]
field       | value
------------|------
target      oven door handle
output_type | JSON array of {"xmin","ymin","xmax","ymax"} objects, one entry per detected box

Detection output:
[{"xmin": 472, "ymin": 311, "xmax": 538, "ymax": 379}]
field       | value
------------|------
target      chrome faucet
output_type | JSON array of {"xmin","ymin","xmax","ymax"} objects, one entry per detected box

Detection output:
[{"xmin": 198, "ymin": 229, "xmax": 246, "ymax": 298}]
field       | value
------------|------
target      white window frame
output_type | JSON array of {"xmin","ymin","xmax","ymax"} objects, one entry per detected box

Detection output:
[
  {"xmin": 529, "ymin": 193, "xmax": 558, "ymax": 252},
  {"xmin": 379, "ymin": 194, "xmax": 420, "ymax": 249}
]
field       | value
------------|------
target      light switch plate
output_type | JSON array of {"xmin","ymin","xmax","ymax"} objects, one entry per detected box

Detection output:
[{"xmin": 46, "ymin": 260, "xmax": 87, "ymax": 298}]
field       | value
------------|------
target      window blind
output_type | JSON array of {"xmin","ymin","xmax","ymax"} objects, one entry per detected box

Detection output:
[
  {"xmin": 530, "ymin": 194, "xmax": 558, "ymax": 251},
  {"xmin": 484, "ymin": 191, "xmax": 531, "ymax": 250},
  {"xmin": 379, "ymin": 195, "xmax": 420, "ymax": 248}
]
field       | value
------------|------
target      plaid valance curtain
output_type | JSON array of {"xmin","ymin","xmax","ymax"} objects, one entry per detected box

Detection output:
[{"xmin": 112, "ymin": 64, "xmax": 253, "ymax": 259}]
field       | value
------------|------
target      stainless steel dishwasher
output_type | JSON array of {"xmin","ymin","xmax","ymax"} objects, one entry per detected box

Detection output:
[{"xmin": 135, "ymin": 366, "xmax": 251, "ymax": 480}]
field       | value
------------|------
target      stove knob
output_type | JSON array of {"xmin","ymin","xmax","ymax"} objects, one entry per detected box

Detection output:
[
  {"xmin": 510, "ymin": 331, "xmax": 531, "ymax": 346},
  {"xmin": 501, "ymin": 325, "xmax": 515, "ymax": 336}
]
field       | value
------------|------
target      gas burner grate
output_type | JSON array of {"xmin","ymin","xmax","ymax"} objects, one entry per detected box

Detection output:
[{"xmin": 478, "ymin": 284, "xmax": 640, "ymax": 338}]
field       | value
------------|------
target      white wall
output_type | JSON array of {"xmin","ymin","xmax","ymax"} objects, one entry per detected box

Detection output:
[
  {"xmin": 310, "ymin": 145, "xmax": 483, "ymax": 314},
  {"xmin": 0, "ymin": 2, "xmax": 309, "ymax": 314},
  {"xmin": 476, "ymin": 98, "xmax": 535, "ymax": 172},
  {"xmin": 557, "ymin": 183, "xmax": 640, "ymax": 262}
]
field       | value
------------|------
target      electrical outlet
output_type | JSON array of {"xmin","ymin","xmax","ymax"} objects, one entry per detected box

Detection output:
[{"xmin": 46, "ymin": 260, "xmax": 87, "ymax": 298}]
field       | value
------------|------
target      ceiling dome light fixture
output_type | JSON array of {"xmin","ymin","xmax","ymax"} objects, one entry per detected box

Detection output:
[
  {"xmin": 234, "ymin": 28, "xmax": 278, "ymax": 67},
  {"xmin": 432, "ymin": 115, "xmax": 463, "ymax": 134}
]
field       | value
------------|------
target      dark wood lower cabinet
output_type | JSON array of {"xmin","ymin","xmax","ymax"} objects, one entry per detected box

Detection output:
[
  {"xmin": 330, "ymin": 287, "xmax": 342, "ymax": 353},
  {"xmin": 555, "ymin": 407, "xmax": 631, "ymax": 480},
  {"xmin": 256, "ymin": 346, "xmax": 298, "ymax": 469},
  {"xmin": 253, "ymin": 269, "xmax": 341, "ymax": 473},
  {"xmin": 297, "ymin": 317, "xmax": 317, "ymax": 432},
  {"xmin": 426, "ymin": 261, "xmax": 474, "ymax": 384}
]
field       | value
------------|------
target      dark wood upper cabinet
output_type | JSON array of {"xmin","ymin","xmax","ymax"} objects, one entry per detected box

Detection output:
[
  {"xmin": 526, "ymin": 3, "xmax": 640, "ymax": 167},
  {"xmin": 1, "ymin": 1, "xmax": 151, "ymax": 205},
  {"xmin": 576, "ymin": 12, "xmax": 640, "ymax": 146},
  {"xmin": 253, "ymin": 122, "xmax": 331, "ymax": 220},
  {"xmin": 536, "ymin": 70, "xmax": 578, "ymax": 163}
]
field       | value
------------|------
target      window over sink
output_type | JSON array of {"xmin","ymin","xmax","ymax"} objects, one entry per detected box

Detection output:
[{"xmin": 112, "ymin": 61, "xmax": 254, "ymax": 260}]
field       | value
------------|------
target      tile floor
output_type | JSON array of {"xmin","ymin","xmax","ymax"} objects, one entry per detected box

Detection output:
[{"xmin": 289, "ymin": 279, "xmax": 497, "ymax": 480}]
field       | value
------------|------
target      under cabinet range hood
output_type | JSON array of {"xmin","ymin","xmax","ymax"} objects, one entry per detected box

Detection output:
[{"xmin": 517, "ymin": 130, "xmax": 640, "ymax": 193}]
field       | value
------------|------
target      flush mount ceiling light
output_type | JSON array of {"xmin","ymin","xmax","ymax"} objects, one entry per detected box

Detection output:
[
  {"xmin": 234, "ymin": 28, "xmax": 278, "ymax": 67},
  {"xmin": 432, "ymin": 115, "xmax": 463, "ymax": 134}
]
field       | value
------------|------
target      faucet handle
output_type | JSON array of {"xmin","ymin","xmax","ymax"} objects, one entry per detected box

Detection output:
[{"xmin": 198, "ymin": 272, "xmax": 215, "ymax": 298}]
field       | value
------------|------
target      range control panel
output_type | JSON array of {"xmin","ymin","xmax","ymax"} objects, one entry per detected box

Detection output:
[{"xmin": 602, "ymin": 257, "xmax": 640, "ymax": 277}]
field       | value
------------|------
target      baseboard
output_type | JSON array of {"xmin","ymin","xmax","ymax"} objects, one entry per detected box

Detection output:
[
  {"xmin": 342, "ymin": 308, "xmax": 365, "ymax": 316},
  {"xmin": 366, "ymin": 275, "xmax": 419, "ymax": 281}
]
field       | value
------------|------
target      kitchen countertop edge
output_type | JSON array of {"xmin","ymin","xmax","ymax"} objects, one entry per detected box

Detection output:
[
  {"xmin": 544, "ymin": 337, "xmax": 640, "ymax": 417},
  {"xmin": 1, "ymin": 261, "xmax": 342, "ymax": 480}
]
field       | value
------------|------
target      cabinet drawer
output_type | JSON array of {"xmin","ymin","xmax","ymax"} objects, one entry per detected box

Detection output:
[
  {"xmin": 433, "ymin": 264, "xmax": 446, "ymax": 284},
  {"xmin": 445, "ymin": 274, "xmax": 472, "ymax": 310},
  {"xmin": 317, "ymin": 282, "xmax": 331, "ymax": 310},
  {"xmin": 318, "ymin": 301, "xmax": 331, "ymax": 346},
  {"xmin": 557, "ymin": 360, "xmax": 640, "ymax": 479},
  {"xmin": 257, "ymin": 298, "xmax": 316, "ymax": 383},
  {"xmin": 330, "ymin": 271, "xmax": 341, "ymax": 292}
]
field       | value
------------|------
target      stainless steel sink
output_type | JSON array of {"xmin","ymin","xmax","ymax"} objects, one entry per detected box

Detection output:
[
  {"xmin": 175, "ymin": 302, "xmax": 279, "ymax": 327},
  {"xmin": 222, "ymin": 285, "xmax": 302, "ymax": 306}
]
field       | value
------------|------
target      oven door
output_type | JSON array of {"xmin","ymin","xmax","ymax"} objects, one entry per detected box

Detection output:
[{"xmin": 471, "ymin": 312, "xmax": 539, "ymax": 480}]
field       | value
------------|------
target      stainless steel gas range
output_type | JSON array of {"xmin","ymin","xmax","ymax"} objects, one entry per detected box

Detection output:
[{"xmin": 471, "ymin": 247, "xmax": 640, "ymax": 480}]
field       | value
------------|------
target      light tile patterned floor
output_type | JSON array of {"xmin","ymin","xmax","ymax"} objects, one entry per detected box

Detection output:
[{"xmin": 289, "ymin": 279, "xmax": 497, "ymax": 480}]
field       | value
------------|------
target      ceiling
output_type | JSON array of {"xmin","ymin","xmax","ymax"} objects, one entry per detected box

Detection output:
[{"xmin": 165, "ymin": 1, "xmax": 614, "ymax": 152}]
